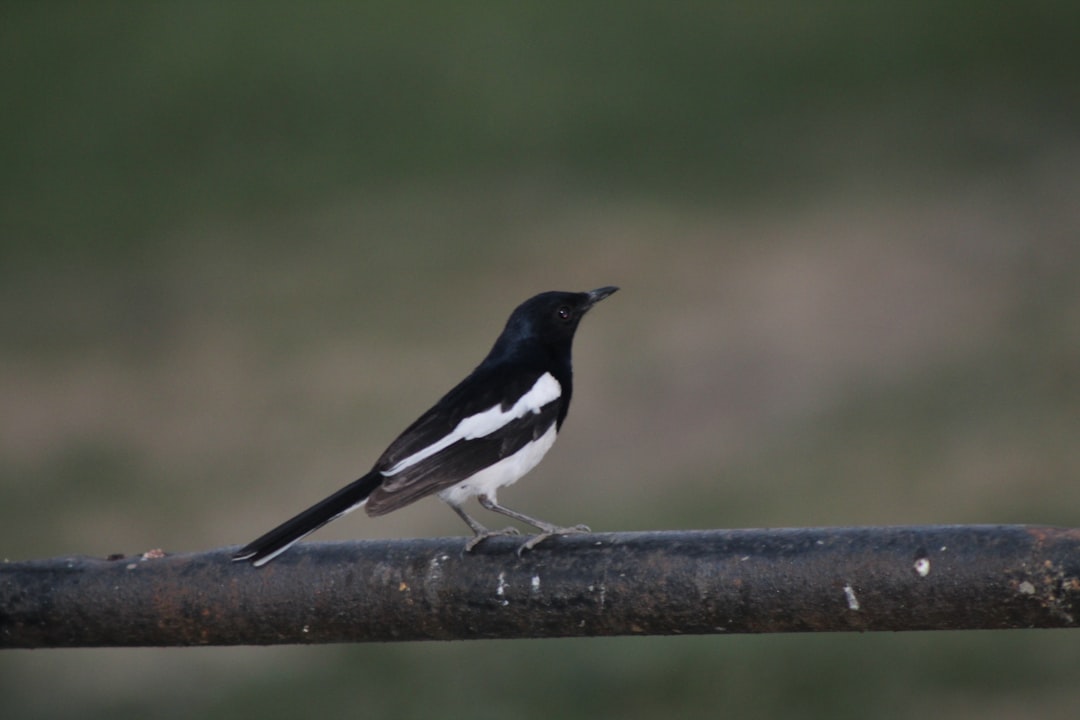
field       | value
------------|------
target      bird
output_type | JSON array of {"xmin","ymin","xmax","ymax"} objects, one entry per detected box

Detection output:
[{"xmin": 232, "ymin": 286, "xmax": 618, "ymax": 566}]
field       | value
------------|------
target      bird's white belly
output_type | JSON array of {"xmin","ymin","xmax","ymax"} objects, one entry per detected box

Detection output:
[{"xmin": 437, "ymin": 423, "xmax": 558, "ymax": 506}]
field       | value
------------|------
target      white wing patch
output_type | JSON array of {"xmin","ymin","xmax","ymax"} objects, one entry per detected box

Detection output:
[{"xmin": 382, "ymin": 372, "xmax": 561, "ymax": 476}]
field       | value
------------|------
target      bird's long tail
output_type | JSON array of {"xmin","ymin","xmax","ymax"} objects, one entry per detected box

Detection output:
[{"xmin": 231, "ymin": 470, "xmax": 383, "ymax": 567}]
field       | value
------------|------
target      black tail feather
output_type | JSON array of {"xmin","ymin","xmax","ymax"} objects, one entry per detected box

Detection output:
[{"xmin": 232, "ymin": 471, "xmax": 382, "ymax": 566}]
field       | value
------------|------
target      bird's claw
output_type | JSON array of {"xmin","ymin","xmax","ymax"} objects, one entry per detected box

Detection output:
[
  {"xmin": 463, "ymin": 526, "xmax": 521, "ymax": 552},
  {"xmin": 517, "ymin": 524, "xmax": 591, "ymax": 555}
]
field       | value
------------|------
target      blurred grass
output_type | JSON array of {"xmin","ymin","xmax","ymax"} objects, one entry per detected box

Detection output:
[
  {"xmin": 3, "ymin": 2, "xmax": 1078, "ymax": 266},
  {"xmin": 2, "ymin": 2, "xmax": 1080, "ymax": 719}
]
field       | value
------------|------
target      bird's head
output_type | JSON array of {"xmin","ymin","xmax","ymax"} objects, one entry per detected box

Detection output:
[{"xmin": 492, "ymin": 286, "xmax": 618, "ymax": 360}]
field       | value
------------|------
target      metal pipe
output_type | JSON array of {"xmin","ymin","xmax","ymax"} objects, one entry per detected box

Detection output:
[{"xmin": 2, "ymin": 525, "xmax": 1077, "ymax": 648}]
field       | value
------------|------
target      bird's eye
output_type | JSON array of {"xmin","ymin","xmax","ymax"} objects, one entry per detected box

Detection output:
[{"xmin": 557, "ymin": 305, "xmax": 572, "ymax": 321}]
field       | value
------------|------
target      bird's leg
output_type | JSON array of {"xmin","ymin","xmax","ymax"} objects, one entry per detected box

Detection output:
[
  {"xmin": 476, "ymin": 495, "xmax": 590, "ymax": 555},
  {"xmin": 447, "ymin": 501, "xmax": 520, "ymax": 552}
]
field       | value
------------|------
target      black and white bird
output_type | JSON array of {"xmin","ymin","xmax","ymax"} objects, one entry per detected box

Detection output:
[{"xmin": 232, "ymin": 286, "xmax": 618, "ymax": 566}]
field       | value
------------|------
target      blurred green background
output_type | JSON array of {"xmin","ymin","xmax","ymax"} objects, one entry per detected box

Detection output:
[{"xmin": 3, "ymin": 2, "xmax": 1080, "ymax": 718}]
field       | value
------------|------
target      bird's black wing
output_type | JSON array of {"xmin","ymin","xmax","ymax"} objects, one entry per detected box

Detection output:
[
  {"xmin": 364, "ymin": 397, "xmax": 561, "ymax": 516},
  {"xmin": 372, "ymin": 362, "xmax": 552, "ymax": 473}
]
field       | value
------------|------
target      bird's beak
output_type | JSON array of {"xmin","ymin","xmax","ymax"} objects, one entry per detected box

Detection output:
[{"xmin": 586, "ymin": 286, "xmax": 619, "ymax": 308}]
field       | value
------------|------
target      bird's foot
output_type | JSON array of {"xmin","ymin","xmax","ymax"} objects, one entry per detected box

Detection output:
[
  {"xmin": 463, "ymin": 526, "xmax": 521, "ymax": 553},
  {"xmin": 517, "ymin": 524, "xmax": 591, "ymax": 555}
]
